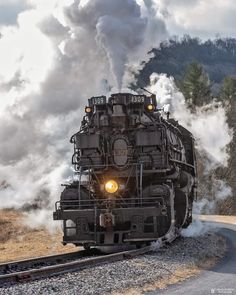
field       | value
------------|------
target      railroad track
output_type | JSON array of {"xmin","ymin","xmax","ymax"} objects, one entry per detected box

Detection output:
[{"xmin": 0, "ymin": 246, "xmax": 153, "ymax": 287}]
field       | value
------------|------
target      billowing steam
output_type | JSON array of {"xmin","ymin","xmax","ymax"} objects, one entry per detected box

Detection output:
[
  {"xmin": 148, "ymin": 73, "xmax": 232, "ymax": 168},
  {"xmin": 148, "ymin": 74, "xmax": 233, "ymax": 236},
  {"xmin": 0, "ymin": 0, "xmax": 167, "ymax": 226},
  {"xmin": 63, "ymin": 0, "xmax": 167, "ymax": 90}
]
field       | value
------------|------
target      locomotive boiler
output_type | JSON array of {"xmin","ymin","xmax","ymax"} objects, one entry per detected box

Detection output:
[{"xmin": 53, "ymin": 93, "xmax": 197, "ymax": 249}]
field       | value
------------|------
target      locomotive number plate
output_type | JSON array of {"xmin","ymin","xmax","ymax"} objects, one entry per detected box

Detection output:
[
  {"xmin": 91, "ymin": 96, "xmax": 106, "ymax": 105},
  {"xmin": 129, "ymin": 95, "xmax": 145, "ymax": 103}
]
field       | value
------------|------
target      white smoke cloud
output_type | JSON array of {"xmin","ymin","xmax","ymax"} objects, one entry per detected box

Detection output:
[
  {"xmin": 149, "ymin": 73, "xmax": 233, "ymax": 168},
  {"xmin": 62, "ymin": 0, "xmax": 167, "ymax": 90},
  {"xmin": 0, "ymin": 0, "xmax": 167, "ymax": 226},
  {"xmin": 148, "ymin": 74, "xmax": 233, "ymax": 237},
  {"xmin": 148, "ymin": 73, "xmax": 233, "ymax": 239},
  {"xmin": 182, "ymin": 177, "xmax": 233, "ymax": 237},
  {"xmin": 3, "ymin": 1, "xmax": 236, "ymax": 40},
  {"xmin": 181, "ymin": 218, "xmax": 212, "ymax": 237}
]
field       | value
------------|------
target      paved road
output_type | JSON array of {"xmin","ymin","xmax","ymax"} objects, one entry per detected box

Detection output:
[{"xmin": 147, "ymin": 222, "xmax": 236, "ymax": 295}]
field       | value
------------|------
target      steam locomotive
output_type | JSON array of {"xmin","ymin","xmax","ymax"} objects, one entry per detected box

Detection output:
[{"xmin": 53, "ymin": 93, "xmax": 197, "ymax": 248}]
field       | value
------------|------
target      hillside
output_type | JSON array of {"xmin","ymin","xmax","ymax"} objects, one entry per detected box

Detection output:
[{"xmin": 138, "ymin": 36, "xmax": 236, "ymax": 91}]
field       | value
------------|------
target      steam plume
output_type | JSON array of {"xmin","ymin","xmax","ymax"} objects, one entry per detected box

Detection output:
[
  {"xmin": 149, "ymin": 73, "xmax": 232, "ymax": 168},
  {"xmin": 148, "ymin": 73, "xmax": 233, "ymax": 236},
  {"xmin": 0, "ymin": 0, "xmax": 167, "ymax": 226}
]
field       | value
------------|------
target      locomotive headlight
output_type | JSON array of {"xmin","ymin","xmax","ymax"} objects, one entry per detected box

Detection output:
[
  {"xmin": 104, "ymin": 180, "xmax": 119, "ymax": 194},
  {"xmin": 147, "ymin": 104, "xmax": 155, "ymax": 111},
  {"xmin": 85, "ymin": 106, "xmax": 92, "ymax": 114}
]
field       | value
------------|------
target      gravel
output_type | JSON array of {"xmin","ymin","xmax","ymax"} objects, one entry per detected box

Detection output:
[{"xmin": 0, "ymin": 233, "xmax": 226, "ymax": 295}]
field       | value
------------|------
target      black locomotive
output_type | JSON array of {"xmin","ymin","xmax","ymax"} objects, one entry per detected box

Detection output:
[{"xmin": 53, "ymin": 93, "xmax": 197, "ymax": 248}]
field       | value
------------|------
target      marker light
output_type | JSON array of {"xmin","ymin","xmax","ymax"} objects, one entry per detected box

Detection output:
[
  {"xmin": 147, "ymin": 104, "xmax": 155, "ymax": 111},
  {"xmin": 104, "ymin": 180, "xmax": 119, "ymax": 194},
  {"xmin": 85, "ymin": 106, "xmax": 92, "ymax": 114}
]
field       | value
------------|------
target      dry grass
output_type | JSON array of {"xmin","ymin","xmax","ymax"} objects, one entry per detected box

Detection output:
[{"xmin": 0, "ymin": 209, "xmax": 77, "ymax": 263}]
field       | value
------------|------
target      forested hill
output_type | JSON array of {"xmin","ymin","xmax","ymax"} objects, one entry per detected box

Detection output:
[{"xmin": 138, "ymin": 36, "xmax": 236, "ymax": 88}]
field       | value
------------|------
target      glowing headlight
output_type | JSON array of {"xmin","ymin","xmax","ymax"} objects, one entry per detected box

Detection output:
[
  {"xmin": 85, "ymin": 106, "xmax": 92, "ymax": 114},
  {"xmin": 104, "ymin": 180, "xmax": 119, "ymax": 194},
  {"xmin": 147, "ymin": 104, "xmax": 155, "ymax": 111}
]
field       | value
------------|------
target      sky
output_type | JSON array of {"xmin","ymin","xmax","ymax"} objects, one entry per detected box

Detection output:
[
  {"xmin": 1, "ymin": 0, "xmax": 236, "ymax": 38},
  {"xmin": 0, "ymin": 0, "xmax": 233, "ymax": 215},
  {"xmin": 157, "ymin": 0, "xmax": 236, "ymax": 39}
]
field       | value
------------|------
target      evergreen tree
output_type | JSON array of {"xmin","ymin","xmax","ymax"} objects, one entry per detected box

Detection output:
[
  {"xmin": 220, "ymin": 76, "xmax": 236, "ymax": 101},
  {"xmin": 219, "ymin": 76, "xmax": 236, "ymax": 214},
  {"xmin": 179, "ymin": 62, "xmax": 211, "ymax": 108}
]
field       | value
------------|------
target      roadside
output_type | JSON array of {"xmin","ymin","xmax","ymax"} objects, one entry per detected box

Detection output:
[
  {"xmin": 198, "ymin": 215, "xmax": 236, "ymax": 224},
  {"xmin": 145, "ymin": 223, "xmax": 236, "ymax": 295},
  {"xmin": 0, "ymin": 209, "xmax": 77, "ymax": 263}
]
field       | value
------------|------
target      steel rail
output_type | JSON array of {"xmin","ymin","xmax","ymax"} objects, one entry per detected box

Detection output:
[
  {"xmin": 0, "ymin": 250, "xmax": 88, "ymax": 275},
  {"xmin": 0, "ymin": 246, "xmax": 153, "ymax": 287}
]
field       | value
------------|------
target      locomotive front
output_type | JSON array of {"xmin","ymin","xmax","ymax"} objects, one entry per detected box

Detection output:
[{"xmin": 53, "ymin": 93, "xmax": 197, "ymax": 248}]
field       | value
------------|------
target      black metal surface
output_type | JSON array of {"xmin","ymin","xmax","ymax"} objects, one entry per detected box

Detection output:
[{"xmin": 53, "ymin": 92, "xmax": 197, "ymax": 247}]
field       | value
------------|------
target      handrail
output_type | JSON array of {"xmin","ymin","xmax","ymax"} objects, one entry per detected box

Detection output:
[{"xmin": 55, "ymin": 197, "xmax": 164, "ymax": 210}]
